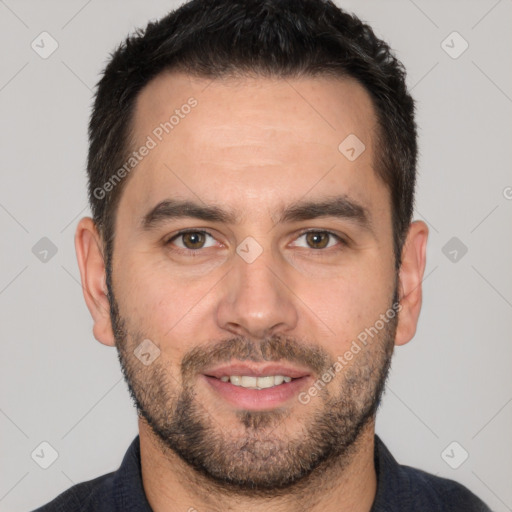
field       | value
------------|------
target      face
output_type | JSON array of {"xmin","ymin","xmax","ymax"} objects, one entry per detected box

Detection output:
[{"xmin": 105, "ymin": 72, "xmax": 400, "ymax": 492}]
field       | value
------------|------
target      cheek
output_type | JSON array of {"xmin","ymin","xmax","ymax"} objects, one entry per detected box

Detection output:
[
  {"xmin": 297, "ymin": 266, "xmax": 393, "ymax": 342},
  {"xmin": 113, "ymin": 255, "xmax": 175, "ymax": 328},
  {"xmin": 115, "ymin": 256, "xmax": 217, "ymax": 350}
]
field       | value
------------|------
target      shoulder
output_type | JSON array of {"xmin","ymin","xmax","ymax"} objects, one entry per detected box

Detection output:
[
  {"xmin": 31, "ymin": 471, "xmax": 116, "ymax": 512},
  {"xmin": 31, "ymin": 436, "xmax": 151, "ymax": 512},
  {"xmin": 373, "ymin": 435, "xmax": 493, "ymax": 512},
  {"xmin": 400, "ymin": 464, "xmax": 493, "ymax": 511}
]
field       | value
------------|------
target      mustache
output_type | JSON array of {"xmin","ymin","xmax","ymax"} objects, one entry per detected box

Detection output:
[{"xmin": 180, "ymin": 333, "xmax": 332, "ymax": 381}]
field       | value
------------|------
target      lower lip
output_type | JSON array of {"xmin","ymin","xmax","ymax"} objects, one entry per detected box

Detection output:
[{"xmin": 202, "ymin": 375, "xmax": 310, "ymax": 410}]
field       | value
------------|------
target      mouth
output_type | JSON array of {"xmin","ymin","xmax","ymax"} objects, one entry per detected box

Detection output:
[
  {"xmin": 212, "ymin": 374, "xmax": 296, "ymax": 389},
  {"xmin": 201, "ymin": 363, "xmax": 311, "ymax": 410}
]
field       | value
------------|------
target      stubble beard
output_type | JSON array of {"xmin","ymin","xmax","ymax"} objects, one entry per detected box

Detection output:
[{"xmin": 106, "ymin": 261, "xmax": 397, "ymax": 495}]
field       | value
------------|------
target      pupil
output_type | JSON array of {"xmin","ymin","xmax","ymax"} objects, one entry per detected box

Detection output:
[
  {"xmin": 307, "ymin": 232, "xmax": 328, "ymax": 249},
  {"xmin": 185, "ymin": 232, "xmax": 204, "ymax": 249}
]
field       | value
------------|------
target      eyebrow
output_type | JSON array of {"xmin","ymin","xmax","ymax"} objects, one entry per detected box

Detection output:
[{"xmin": 140, "ymin": 196, "xmax": 372, "ymax": 233}]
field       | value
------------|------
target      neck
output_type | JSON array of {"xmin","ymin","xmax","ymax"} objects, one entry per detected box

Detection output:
[{"xmin": 139, "ymin": 417, "xmax": 378, "ymax": 512}]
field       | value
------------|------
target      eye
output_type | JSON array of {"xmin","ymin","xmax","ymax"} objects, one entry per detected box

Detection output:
[
  {"xmin": 164, "ymin": 229, "xmax": 346, "ymax": 254},
  {"xmin": 291, "ymin": 230, "xmax": 345, "ymax": 250},
  {"xmin": 166, "ymin": 230, "xmax": 217, "ymax": 251}
]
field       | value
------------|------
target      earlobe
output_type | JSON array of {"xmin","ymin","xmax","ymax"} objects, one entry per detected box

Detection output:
[
  {"xmin": 75, "ymin": 217, "xmax": 116, "ymax": 347},
  {"xmin": 394, "ymin": 220, "xmax": 429, "ymax": 346}
]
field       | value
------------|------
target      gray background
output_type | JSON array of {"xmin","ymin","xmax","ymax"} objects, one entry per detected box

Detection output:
[{"xmin": 1, "ymin": 0, "xmax": 511, "ymax": 510}]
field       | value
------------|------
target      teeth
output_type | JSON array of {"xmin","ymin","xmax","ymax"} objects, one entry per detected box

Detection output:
[
  {"xmin": 219, "ymin": 375, "xmax": 293, "ymax": 389},
  {"xmin": 241, "ymin": 376, "xmax": 258, "ymax": 388}
]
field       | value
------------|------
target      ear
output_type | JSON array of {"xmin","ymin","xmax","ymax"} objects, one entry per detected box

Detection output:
[
  {"xmin": 75, "ymin": 217, "xmax": 116, "ymax": 347},
  {"xmin": 394, "ymin": 220, "xmax": 429, "ymax": 346}
]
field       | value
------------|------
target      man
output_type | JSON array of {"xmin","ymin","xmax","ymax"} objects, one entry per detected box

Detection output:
[{"xmin": 33, "ymin": 0, "xmax": 492, "ymax": 510}]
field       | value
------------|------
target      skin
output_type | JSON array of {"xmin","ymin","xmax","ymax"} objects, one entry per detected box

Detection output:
[{"xmin": 75, "ymin": 71, "xmax": 428, "ymax": 512}]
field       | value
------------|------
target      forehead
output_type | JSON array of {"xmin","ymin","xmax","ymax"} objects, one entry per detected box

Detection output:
[{"xmin": 118, "ymin": 70, "xmax": 387, "ymax": 227}]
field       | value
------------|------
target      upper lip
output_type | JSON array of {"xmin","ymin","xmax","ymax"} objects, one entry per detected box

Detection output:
[{"xmin": 203, "ymin": 362, "xmax": 311, "ymax": 379}]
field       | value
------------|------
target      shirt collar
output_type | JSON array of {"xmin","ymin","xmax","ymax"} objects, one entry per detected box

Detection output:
[{"xmin": 113, "ymin": 435, "xmax": 153, "ymax": 512}]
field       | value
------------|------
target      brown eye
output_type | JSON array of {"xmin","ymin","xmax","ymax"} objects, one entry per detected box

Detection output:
[
  {"xmin": 305, "ymin": 232, "xmax": 330, "ymax": 249},
  {"xmin": 181, "ymin": 232, "xmax": 206, "ymax": 249},
  {"xmin": 290, "ymin": 230, "xmax": 346, "ymax": 251},
  {"xmin": 292, "ymin": 229, "xmax": 348, "ymax": 256},
  {"xmin": 167, "ymin": 230, "xmax": 216, "ymax": 251}
]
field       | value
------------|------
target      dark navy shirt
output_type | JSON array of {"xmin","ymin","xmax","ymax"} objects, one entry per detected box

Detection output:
[{"xmin": 32, "ymin": 434, "xmax": 492, "ymax": 511}]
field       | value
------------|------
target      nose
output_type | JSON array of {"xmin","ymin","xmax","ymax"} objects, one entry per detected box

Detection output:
[{"xmin": 215, "ymin": 244, "xmax": 299, "ymax": 339}]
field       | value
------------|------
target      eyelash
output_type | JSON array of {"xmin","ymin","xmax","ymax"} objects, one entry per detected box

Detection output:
[{"xmin": 164, "ymin": 228, "xmax": 348, "ymax": 255}]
